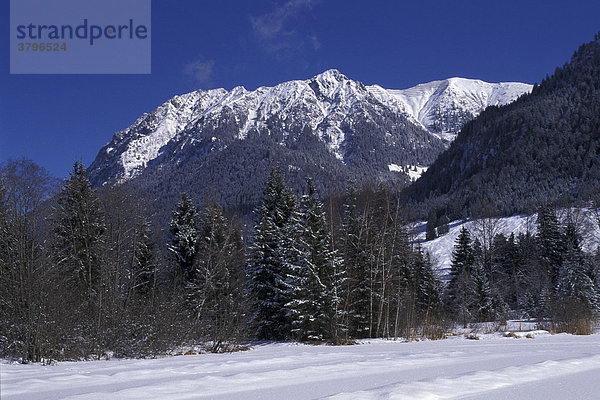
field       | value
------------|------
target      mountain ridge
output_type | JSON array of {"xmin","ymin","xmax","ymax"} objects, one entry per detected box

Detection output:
[
  {"xmin": 87, "ymin": 70, "xmax": 532, "ymax": 214},
  {"xmin": 89, "ymin": 70, "xmax": 531, "ymax": 187}
]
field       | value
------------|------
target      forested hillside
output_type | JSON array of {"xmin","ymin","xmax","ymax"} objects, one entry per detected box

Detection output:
[{"xmin": 409, "ymin": 33, "xmax": 600, "ymax": 218}]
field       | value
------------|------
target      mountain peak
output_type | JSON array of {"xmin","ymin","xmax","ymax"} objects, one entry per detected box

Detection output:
[
  {"xmin": 314, "ymin": 68, "xmax": 345, "ymax": 80},
  {"xmin": 368, "ymin": 78, "xmax": 533, "ymax": 141},
  {"xmin": 311, "ymin": 69, "xmax": 350, "ymax": 87}
]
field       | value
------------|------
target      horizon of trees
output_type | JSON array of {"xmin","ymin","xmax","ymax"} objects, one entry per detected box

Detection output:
[{"xmin": 1, "ymin": 158, "xmax": 599, "ymax": 363}]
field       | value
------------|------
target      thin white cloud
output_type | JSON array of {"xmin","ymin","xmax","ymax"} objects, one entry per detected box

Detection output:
[
  {"xmin": 184, "ymin": 59, "xmax": 216, "ymax": 84},
  {"xmin": 308, "ymin": 34, "xmax": 321, "ymax": 50},
  {"xmin": 251, "ymin": 0, "xmax": 321, "ymax": 54}
]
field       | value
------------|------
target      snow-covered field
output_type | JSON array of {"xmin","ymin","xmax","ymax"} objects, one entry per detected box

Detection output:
[{"xmin": 3, "ymin": 333, "xmax": 600, "ymax": 400}]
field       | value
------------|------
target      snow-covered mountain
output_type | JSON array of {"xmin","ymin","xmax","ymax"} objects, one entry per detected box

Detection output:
[
  {"xmin": 89, "ymin": 69, "xmax": 446, "ymax": 188},
  {"xmin": 368, "ymin": 78, "xmax": 532, "ymax": 142},
  {"xmin": 87, "ymin": 70, "xmax": 530, "ymax": 209}
]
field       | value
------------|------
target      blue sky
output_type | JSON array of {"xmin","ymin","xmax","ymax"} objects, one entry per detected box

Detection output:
[{"xmin": 2, "ymin": 0, "xmax": 600, "ymax": 179}]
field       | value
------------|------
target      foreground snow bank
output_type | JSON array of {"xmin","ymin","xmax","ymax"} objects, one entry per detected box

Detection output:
[{"xmin": 3, "ymin": 334, "xmax": 600, "ymax": 400}]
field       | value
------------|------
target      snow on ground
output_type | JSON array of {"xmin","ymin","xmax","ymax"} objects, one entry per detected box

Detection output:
[
  {"xmin": 388, "ymin": 164, "xmax": 428, "ymax": 181},
  {"xmin": 406, "ymin": 165, "xmax": 428, "ymax": 182},
  {"xmin": 2, "ymin": 333, "xmax": 600, "ymax": 400},
  {"xmin": 415, "ymin": 214, "xmax": 534, "ymax": 278},
  {"xmin": 414, "ymin": 208, "xmax": 600, "ymax": 279}
]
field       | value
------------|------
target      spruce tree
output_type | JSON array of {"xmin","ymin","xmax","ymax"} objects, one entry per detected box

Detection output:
[
  {"xmin": 446, "ymin": 226, "xmax": 475, "ymax": 326},
  {"xmin": 425, "ymin": 213, "xmax": 437, "ymax": 241},
  {"xmin": 515, "ymin": 231, "xmax": 542, "ymax": 315},
  {"xmin": 413, "ymin": 248, "xmax": 441, "ymax": 317},
  {"xmin": 472, "ymin": 239, "xmax": 495, "ymax": 321},
  {"xmin": 168, "ymin": 193, "xmax": 199, "ymax": 284},
  {"xmin": 493, "ymin": 233, "xmax": 523, "ymax": 309},
  {"xmin": 472, "ymin": 264, "xmax": 494, "ymax": 322},
  {"xmin": 129, "ymin": 219, "xmax": 155, "ymax": 297},
  {"xmin": 54, "ymin": 162, "xmax": 106, "ymax": 298},
  {"xmin": 291, "ymin": 179, "xmax": 342, "ymax": 341},
  {"xmin": 248, "ymin": 167, "xmax": 301, "ymax": 340},
  {"xmin": 536, "ymin": 205, "xmax": 564, "ymax": 289},
  {"xmin": 557, "ymin": 220, "xmax": 598, "ymax": 313}
]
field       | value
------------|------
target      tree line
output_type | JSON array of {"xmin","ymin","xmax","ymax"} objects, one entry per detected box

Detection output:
[
  {"xmin": 445, "ymin": 207, "xmax": 600, "ymax": 333},
  {"xmin": 1, "ymin": 159, "xmax": 599, "ymax": 363}
]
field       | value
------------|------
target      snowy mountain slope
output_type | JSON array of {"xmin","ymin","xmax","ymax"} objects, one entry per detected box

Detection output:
[
  {"xmin": 415, "ymin": 208, "xmax": 600, "ymax": 278},
  {"xmin": 96, "ymin": 89, "xmax": 229, "ymax": 181},
  {"xmin": 88, "ymin": 71, "xmax": 530, "ymax": 188},
  {"xmin": 3, "ymin": 335, "xmax": 600, "ymax": 400},
  {"xmin": 88, "ymin": 70, "xmax": 445, "ymax": 210},
  {"xmin": 368, "ymin": 78, "xmax": 532, "ymax": 142}
]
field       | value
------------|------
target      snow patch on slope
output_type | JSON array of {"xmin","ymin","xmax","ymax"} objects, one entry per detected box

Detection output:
[
  {"xmin": 388, "ymin": 164, "xmax": 428, "ymax": 181},
  {"xmin": 415, "ymin": 209, "xmax": 600, "ymax": 278}
]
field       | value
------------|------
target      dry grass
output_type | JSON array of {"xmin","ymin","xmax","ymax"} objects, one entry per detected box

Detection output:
[{"xmin": 552, "ymin": 318, "xmax": 593, "ymax": 335}]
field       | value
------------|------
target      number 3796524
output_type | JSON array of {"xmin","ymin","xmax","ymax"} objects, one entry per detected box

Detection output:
[{"xmin": 17, "ymin": 42, "xmax": 67, "ymax": 52}]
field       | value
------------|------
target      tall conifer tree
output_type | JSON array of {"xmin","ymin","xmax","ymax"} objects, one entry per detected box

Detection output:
[
  {"xmin": 248, "ymin": 167, "xmax": 301, "ymax": 340},
  {"xmin": 446, "ymin": 227, "xmax": 475, "ymax": 326},
  {"xmin": 168, "ymin": 193, "xmax": 199, "ymax": 284},
  {"xmin": 54, "ymin": 162, "xmax": 106, "ymax": 298}
]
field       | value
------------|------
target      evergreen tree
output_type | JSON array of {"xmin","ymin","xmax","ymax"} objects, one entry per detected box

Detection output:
[
  {"xmin": 129, "ymin": 219, "xmax": 156, "ymax": 297},
  {"xmin": 557, "ymin": 220, "xmax": 598, "ymax": 313},
  {"xmin": 425, "ymin": 213, "xmax": 437, "ymax": 241},
  {"xmin": 492, "ymin": 233, "xmax": 523, "ymax": 309},
  {"xmin": 290, "ymin": 179, "xmax": 342, "ymax": 341},
  {"xmin": 472, "ymin": 238, "xmax": 496, "ymax": 321},
  {"xmin": 54, "ymin": 162, "xmax": 106, "ymax": 298},
  {"xmin": 446, "ymin": 227, "xmax": 475, "ymax": 326},
  {"xmin": 168, "ymin": 193, "xmax": 199, "ymax": 284},
  {"xmin": 536, "ymin": 205, "xmax": 564, "ymax": 289},
  {"xmin": 515, "ymin": 231, "xmax": 543, "ymax": 316},
  {"xmin": 413, "ymin": 248, "xmax": 441, "ymax": 317},
  {"xmin": 248, "ymin": 167, "xmax": 301, "ymax": 340},
  {"xmin": 472, "ymin": 263, "xmax": 494, "ymax": 322}
]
